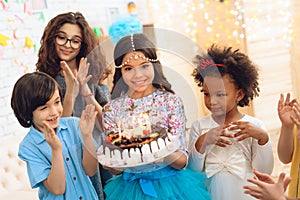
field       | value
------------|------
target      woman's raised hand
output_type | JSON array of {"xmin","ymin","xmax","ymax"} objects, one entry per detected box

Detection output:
[
  {"xmin": 80, "ymin": 104, "xmax": 98, "ymax": 138},
  {"xmin": 77, "ymin": 57, "xmax": 94, "ymax": 96},
  {"xmin": 60, "ymin": 61, "xmax": 79, "ymax": 98},
  {"xmin": 77, "ymin": 58, "xmax": 92, "ymax": 86}
]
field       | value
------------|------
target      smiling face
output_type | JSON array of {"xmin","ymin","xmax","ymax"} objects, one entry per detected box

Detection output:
[
  {"xmin": 203, "ymin": 74, "xmax": 244, "ymax": 120},
  {"xmin": 32, "ymin": 89, "xmax": 63, "ymax": 132},
  {"xmin": 121, "ymin": 51, "xmax": 155, "ymax": 98},
  {"xmin": 55, "ymin": 23, "xmax": 82, "ymax": 64}
]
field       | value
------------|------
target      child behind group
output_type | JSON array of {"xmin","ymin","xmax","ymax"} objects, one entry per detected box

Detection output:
[
  {"xmin": 95, "ymin": 65, "xmax": 113, "ymax": 107},
  {"xmin": 188, "ymin": 44, "xmax": 274, "ymax": 200},
  {"xmin": 277, "ymin": 93, "xmax": 300, "ymax": 198},
  {"xmin": 11, "ymin": 72, "xmax": 98, "ymax": 199}
]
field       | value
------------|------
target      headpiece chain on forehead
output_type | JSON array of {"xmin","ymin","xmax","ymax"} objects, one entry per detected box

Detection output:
[{"xmin": 115, "ymin": 34, "xmax": 159, "ymax": 68}]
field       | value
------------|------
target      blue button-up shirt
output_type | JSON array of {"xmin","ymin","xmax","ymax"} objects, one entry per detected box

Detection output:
[{"xmin": 18, "ymin": 117, "xmax": 98, "ymax": 200}]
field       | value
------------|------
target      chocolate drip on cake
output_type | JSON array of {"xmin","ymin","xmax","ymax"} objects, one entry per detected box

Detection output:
[{"xmin": 98, "ymin": 125, "xmax": 176, "ymax": 166}]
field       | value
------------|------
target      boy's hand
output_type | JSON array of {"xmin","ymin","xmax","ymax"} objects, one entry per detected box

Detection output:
[{"xmin": 42, "ymin": 121, "xmax": 62, "ymax": 151}]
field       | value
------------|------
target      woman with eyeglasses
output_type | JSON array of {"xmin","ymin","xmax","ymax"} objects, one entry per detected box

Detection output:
[{"xmin": 36, "ymin": 11, "xmax": 111, "ymax": 200}]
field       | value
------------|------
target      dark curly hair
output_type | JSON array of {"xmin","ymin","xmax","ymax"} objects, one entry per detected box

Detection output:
[
  {"xmin": 111, "ymin": 33, "xmax": 174, "ymax": 99},
  {"xmin": 36, "ymin": 11, "xmax": 106, "ymax": 83},
  {"xmin": 192, "ymin": 44, "xmax": 260, "ymax": 107}
]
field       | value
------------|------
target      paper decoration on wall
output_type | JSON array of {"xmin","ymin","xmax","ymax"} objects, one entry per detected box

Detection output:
[
  {"xmin": 24, "ymin": 36, "xmax": 33, "ymax": 48},
  {"xmin": 21, "ymin": 62, "xmax": 30, "ymax": 73},
  {"xmin": 0, "ymin": 0, "xmax": 9, "ymax": 10},
  {"xmin": 32, "ymin": 0, "xmax": 47, "ymax": 10},
  {"xmin": 14, "ymin": 14, "xmax": 24, "ymax": 24},
  {"xmin": 24, "ymin": 1, "xmax": 32, "ymax": 15},
  {"xmin": 11, "ymin": 40, "xmax": 16, "ymax": 47},
  {"xmin": 0, "ymin": 33, "xmax": 10, "ymax": 46},
  {"xmin": 24, "ymin": 65, "xmax": 30, "ymax": 73},
  {"xmin": 34, "ymin": 43, "xmax": 40, "ymax": 52},
  {"xmin": 13, "ymin": 29, "xmax": 19, "ymax": 39},
  {"xmin": 13, "ymin": 56, "xmax": 30, "ymax": 72},
  {"xmin": 13, "ymin": 57, "xmax": 18, "ymax": 65},
  {"xmin": 94, "ymin": 27, "xmax": 103, "ymax": 37},
  {"xmin": 39, "ymin": 11, "xmax": 45, "ymax": 22}
]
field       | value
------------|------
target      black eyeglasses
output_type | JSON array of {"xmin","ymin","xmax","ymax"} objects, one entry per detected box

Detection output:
[{"xmin": 55, "ymin": 34, "xmax": 82, "ymax": 49}]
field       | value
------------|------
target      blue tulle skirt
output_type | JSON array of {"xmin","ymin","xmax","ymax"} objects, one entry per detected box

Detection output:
[{"xmin": 104, "ymin": 165, "xmax": 211, "ymax": 200}]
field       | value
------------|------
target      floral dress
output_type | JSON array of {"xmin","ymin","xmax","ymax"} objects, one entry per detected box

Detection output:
[{"xmin": 102, "ymin": 89, "xmax": 211, "ymax": 200}]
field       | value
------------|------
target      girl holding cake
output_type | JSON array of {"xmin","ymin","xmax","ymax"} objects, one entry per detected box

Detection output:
[
  {"xmin": 102, "ymin": 33, "xmax": 211, "ymax": 199},
  {"xmin": 188, "ymin": 44, "xmax": 274, "ymax": 200}
]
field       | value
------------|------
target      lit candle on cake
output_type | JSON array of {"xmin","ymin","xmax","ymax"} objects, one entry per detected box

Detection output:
[
  {"xmin": 138, "ymin": 112, "xmax": 151, "ymax": 134},
  {"xmin": 117, "ymin": 120, "xmax": 122, "ymax": 138},
  {"xmin": 130, "ymin": 116, "xmax": 136, "ymax": 129}
]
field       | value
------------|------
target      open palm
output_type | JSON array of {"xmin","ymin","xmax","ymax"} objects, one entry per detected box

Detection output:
[
  {"xmin": 278, "ymin": 93, "xmax": 296, "ymax": 127},
  {"xmin": 60, "ymin": 61, "xmax": 79, "ymax": 97}
]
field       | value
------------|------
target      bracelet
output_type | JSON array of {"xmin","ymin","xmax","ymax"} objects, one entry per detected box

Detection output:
[{"xmin": 83, "ymin": 92, "xmax": 93, "ymax": 97}]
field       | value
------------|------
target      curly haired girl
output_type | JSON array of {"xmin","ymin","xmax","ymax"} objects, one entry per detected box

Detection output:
[{"xmin": 188, "ymin": 44, "xmax": 274, "ymax": 200}]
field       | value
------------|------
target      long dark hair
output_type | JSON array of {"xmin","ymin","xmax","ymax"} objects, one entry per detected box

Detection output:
[
  {"xmin": 11, "ymin": 72, "xmax": 62, "ymax": 128},
  {"xmin": 111, "ymin": 33, "xmax": 174, "ymax": 99},
  {"xmin": 36, "ymin": 12, "xmax": 105, "ymax": 83}
]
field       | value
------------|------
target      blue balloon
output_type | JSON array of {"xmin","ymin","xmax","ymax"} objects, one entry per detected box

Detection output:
[{"xmin": 109, "ymin": 15, "xmax": 143, "ymax": 45}]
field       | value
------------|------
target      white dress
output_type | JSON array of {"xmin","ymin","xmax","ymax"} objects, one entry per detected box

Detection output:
[{"xmin": 188, "ymin": 114, "xmax": 274, "ymax": 200}]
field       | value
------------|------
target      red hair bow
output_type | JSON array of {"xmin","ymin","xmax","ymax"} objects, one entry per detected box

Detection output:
[{"xmin": 199, "ymin": 58, "xmax": 224, "ymax": 69}]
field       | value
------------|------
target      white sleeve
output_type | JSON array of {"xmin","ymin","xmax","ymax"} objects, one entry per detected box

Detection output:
[
  {"xmin": 250, "ymin": 117, "xmax": 274, "ymax": 174},
  {"xmin": 251, "ymin": 139, "xmax": 274, "ymax": 174},
  {"xmin": 187, "ymin": 120, "xmax": 206, "ymax": 172}
]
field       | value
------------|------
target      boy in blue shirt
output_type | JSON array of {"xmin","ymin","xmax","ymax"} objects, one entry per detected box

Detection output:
[{"xmin": 11, "ymin": 72, "xmax": 98, "ymax": 200}]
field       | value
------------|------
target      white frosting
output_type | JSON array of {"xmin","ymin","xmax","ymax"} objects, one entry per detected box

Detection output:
[{"xmin": 97, "ymin": 137, "xmax": 179, "ymax": 167}]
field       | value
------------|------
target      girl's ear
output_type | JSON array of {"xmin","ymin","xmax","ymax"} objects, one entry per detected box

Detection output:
[{"xmin": 236, "ymin": 89, "xmax": 245, "ymax": 102}]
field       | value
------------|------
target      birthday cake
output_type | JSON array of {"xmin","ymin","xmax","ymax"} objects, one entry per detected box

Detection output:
[{"xmin": 97, "ymin": 125, "xmax": 179, "ymax": 167}]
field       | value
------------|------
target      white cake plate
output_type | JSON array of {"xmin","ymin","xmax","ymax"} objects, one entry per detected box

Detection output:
[{"xmin": 97, "ymin": 138, "xmax": 180, "ymax": 168}]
